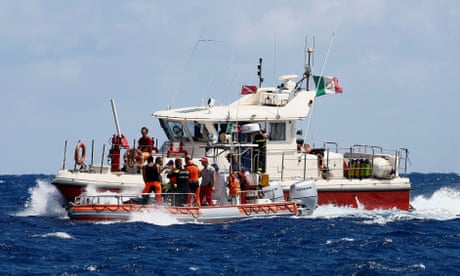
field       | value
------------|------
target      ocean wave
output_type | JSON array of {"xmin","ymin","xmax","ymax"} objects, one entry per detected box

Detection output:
[
  {"xmin": 34, "ymin": 232, "xmax": 73, "ymax": 239},
  {"xmin": 15, "ymin": 179, "xmax": 67, "ymax": 218},
  {"xmin": 128, "ymin": 208, "xmax": 184, "ymax": 226},
  {"xmin": 309, "ymin": 185, "xmax": 460, "ymax": 224}
]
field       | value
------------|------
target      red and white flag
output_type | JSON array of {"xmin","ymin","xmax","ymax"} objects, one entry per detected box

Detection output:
[{"xmin": 241, "ymin": 85, "xmax": 258, "ymax": 95}]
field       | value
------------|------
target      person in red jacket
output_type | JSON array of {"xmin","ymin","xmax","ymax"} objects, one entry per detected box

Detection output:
[{"xmin": 138, "ymin": 127, "xmax": 153, "ymax": 155}]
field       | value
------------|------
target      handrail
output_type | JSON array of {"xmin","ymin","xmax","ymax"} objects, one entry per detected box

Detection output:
[
  {"xmin": 266, "ymin": 143, "xmax": 410, "ymax": 180},
  {"xmin": 75, "ymin": 192, "xmax": 199, "ymax": 207},
  {"xmin": 324, "ymin": 141, "xmax": 338, "ymax": 153}
]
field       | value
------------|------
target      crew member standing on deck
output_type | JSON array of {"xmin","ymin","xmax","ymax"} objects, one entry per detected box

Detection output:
[
  {"xmin": 170, "ymin": 158, "xmax": 189, "ymax": 206},
  {"xmin": 142, "ymin": 156, "xmax": 163, "ymax": 204},
  {"xmin": 163, "ymin": 159, "xmax": 175, "ymax": 193},
  {"xmin": 138, "ymin": 127, "xmax": 154, "ymax": 156},
  {"xmin": 185, "ymin": 155, "xmax": 201, "ymax": 207},
  {"xmin": 200, "ymin": 157, "xmax": 216, "ymax": 206},
  {"xmin": 253, "ymin": 129, "xmax": 268, "ymax": 172}
]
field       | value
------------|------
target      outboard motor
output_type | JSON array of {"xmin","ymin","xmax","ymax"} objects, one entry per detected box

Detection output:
[
  {"xmin": 289, "ymin": 180, "xmax": 318, "ymax": 216},
  {"xmin": 262, "ymin": 181, "xmax": 284, "ymax": 202}
]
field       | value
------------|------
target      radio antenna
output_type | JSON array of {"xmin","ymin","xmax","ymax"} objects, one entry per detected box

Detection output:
[
  {"xmin": 257, "ymin": 57, "xmax": 264, "ymax": 87},
  {"xmin": 296, "ymin": 36, "xmax": 314, "ymax": 90},
  {"xmin": 272, "ymin": 32, "xmax": 277, "ymax": 85}
]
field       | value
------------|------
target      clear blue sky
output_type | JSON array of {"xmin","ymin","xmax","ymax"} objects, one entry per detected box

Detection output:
[{"xmin": 1, "ymin": 1, "xmax": 459, "ymax": 174}]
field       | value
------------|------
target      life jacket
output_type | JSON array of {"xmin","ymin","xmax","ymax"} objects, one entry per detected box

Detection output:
[
  {"xmin": 229, "ymin": 172, "xmax": 241, "ymax": 196},
  {"xmin": 185, "ymin": 164, "xmax": 200, "ymax": 182}
]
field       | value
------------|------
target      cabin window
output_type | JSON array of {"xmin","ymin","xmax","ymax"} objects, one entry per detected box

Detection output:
[
  {"xmin": 159, "ymin": 119, "xmax": 172, "ymax": 140},
  {"xmin": 186, "ymin": 122, "xmax": 210, "ymax": 142},
  {"xmin": 168, "ymin": 121, "xmax": 189, "ymax": 141},
  {"xmin": 269, "ymin": 122, "xmax": 286, "ymax": 141}
]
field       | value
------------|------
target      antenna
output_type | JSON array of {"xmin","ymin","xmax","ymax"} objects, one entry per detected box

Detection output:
[
  {"xmin": 312, "ymin": 36, "xmax": 315, "ymax": 68},
  {"xmin": 305, "ymin": 47, "xmax": 313, "ymax": 91},
  {"xmin": 295, "ymin": 36, "xmax": 314, "ymax": 90},
  {"xmin": 257, "ymin": 58, "xmax": 264, "ymax": 87},
  {"xmin": 273, "ymin": 32, "xmax": 277, "ymax": 85},
  {"xmin": 170, "ymin": 31, "xmax": 222, "ymax": 108}
]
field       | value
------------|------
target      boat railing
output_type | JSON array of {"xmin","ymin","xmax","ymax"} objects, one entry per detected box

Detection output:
[
  {"xmin": 229, "ymin": 189, "xmax": 268, "ymax": 205},
  {"xmin": 60, "ymin": 139, "xmax": 169, "ymax": 174},
  {"xmin": 266, "ymin": 143, "xmax": 410, "ymax": 181},
  {"xmin": 73, "ymin": 192, "xmax": 200, "ymax": 208}
]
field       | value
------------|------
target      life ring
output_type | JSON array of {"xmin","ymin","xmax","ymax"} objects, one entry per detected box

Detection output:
[
  {"xmin": 124, "ymin": 148, "xmax": 144, "ymax": 169},
  {"xmin": 74, "ymin": 141, "xmax": 86, "ymax": 165}
]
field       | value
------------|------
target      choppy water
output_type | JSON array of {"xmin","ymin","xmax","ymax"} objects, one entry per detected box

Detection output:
[{"xmin": 1, "ymin": 173, "xmax": 459, "ymax": 275}]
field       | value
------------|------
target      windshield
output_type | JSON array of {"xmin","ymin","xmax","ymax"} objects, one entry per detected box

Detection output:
[
  {"xmin": 159, "ymin": 119, "xmax": 189, "ymax": 141},
  {"xmin": 186, "ymin": 122, "xmax": 210, "ymax": 142}
]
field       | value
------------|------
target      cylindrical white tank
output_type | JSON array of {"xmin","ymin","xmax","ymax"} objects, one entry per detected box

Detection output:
[{"xmin": 372, "ymin": 157, "xmax": 394, "ymax": 179}]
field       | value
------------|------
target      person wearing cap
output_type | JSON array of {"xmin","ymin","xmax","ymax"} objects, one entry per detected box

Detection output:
[
  {"xmin": 199, "ymin": 157, "xmax": 216, "ymax": 206},
  {"xmin": 185, "ymin": 155, "xmax": 201, "ymax": 207}
]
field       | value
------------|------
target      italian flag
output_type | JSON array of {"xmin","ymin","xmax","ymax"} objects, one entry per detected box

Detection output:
[{"xmin": 313, "ymin": 75, "xmax": 343, "ymax": 96}]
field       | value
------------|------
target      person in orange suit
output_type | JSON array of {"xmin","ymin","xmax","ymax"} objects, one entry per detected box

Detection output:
[{"xmin": 185, "ymin": 155, "xmax": 201, "ymax": 207}]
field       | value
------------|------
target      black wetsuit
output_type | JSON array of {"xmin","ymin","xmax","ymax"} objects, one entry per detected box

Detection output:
[{"xmin": 171, "ymin": 168, "xmax": 190, "ymax": 206}]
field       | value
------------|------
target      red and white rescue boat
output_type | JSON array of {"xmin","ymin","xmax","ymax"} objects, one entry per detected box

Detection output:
[{"xmin": 53, "ymin": 48, "xmax": 412, "ymax": 211}]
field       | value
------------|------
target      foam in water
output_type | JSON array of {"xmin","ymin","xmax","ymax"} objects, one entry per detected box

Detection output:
[
  {"xmin": 82, "ymin": 184, "xmax": 124, "ymax": 205},
  {"xmin": 309, "ymin": 186, "xmax": 460, "ymax": 224},
  {"xmin": 83, "ymin": 185, "xmax": 183, "ymax": 226},
  {"xmin": 326, "ymin": 237, "xmax": 355, "ymax": 245},
  {"xmin": 36, "ymin": 232, "xmax": 73, "ymax": 239},
  {"xmin": 16, "ymin": 179, "xmax": 67, "ymax": 218},
  {"xmin": 410, "ymin": 186, "xmax": 460, "ymax": 220},
  {"xmin": 129, "ymin": 208, "xmax": 183, "ymax": 226}
]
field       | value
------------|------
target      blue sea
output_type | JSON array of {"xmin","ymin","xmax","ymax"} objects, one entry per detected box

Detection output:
[{"xmin": 1, "ymin": 173, "xmax": 459, "ymax": 275}]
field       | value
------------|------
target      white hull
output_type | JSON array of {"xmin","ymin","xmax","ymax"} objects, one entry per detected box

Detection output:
[{"xmin": 66, "ymin": 180, "xmax": 318, "ymax": 223}]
